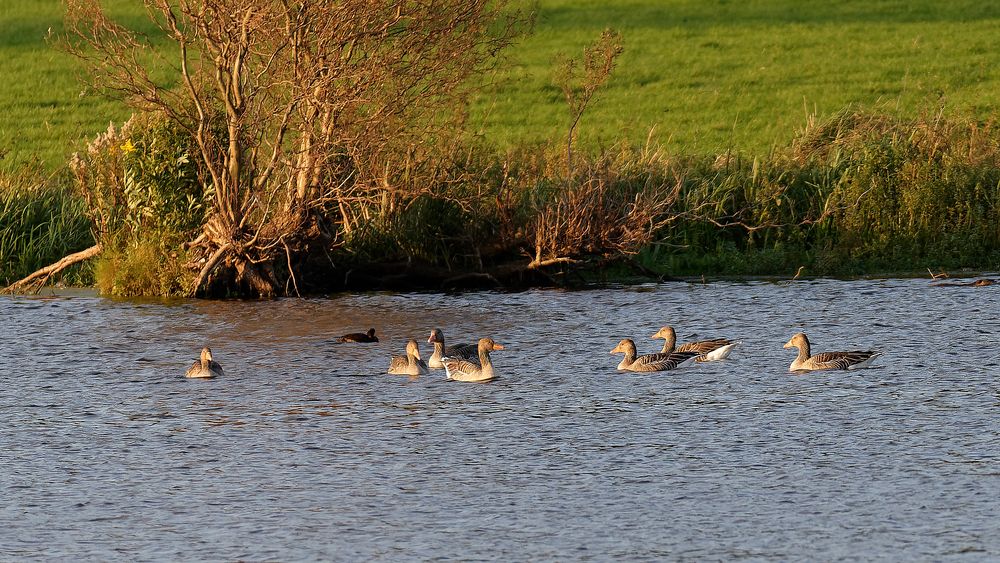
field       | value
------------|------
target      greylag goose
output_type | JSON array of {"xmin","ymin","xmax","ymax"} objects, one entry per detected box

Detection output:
[
  {"xmin": 387, "ymin": 339, "xmax": 429, "ymax": 376},
  {"xmin": 427, "ymin": 328, "xmax": 478, "ymax": 369},
  {"xmin": 339, "ymin": 328, "xmax": 378, "ymax": 343},
  {"xmin": 652, "ymin": 326, "xmax": 739, "ymax": 362},
  {"xmin": 783, "ymin": 332, "xmax": 882, "ymax": 372},
  {"xmin": 185, "ymin": 347, "xmax": 224, "ymax": 378},
  {"xmin": 442, "ymin": 337, "xmax": 504, "ymax": 382},
  {"xmin": 610, "ymin": 338, "xmax": 701, "ymax": 372}
]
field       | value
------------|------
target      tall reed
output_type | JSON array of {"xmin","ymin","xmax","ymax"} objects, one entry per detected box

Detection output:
[{"xmin": 0, "ymin": 166, "xmax": 93, "ymax": 286}]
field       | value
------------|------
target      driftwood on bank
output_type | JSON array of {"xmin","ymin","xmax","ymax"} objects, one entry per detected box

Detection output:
[{"xmin": 3, "ymin": 244, "xmax": 103, "ymax": 294}]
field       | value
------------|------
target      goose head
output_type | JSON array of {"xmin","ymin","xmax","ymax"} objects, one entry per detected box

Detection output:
[
  {"xmin": 610, "ymin": 338, "xmax": 636, "ymax": 355},
  {"xmin": 651, "ymin": 326, "xmax": 676, "ymax": 345},
  {"xmin": 478, "ymin": 337, "xmax": 504, "ymax": 352},
  {"xmin": 405, "ymin": 339, "xmax": 422, "ymax": 360},
  {"xmin": 783, "ymin": 332, "xmax": 808, "ymax": 350},
  {"xmin": 428, "ymin": 328, "xmax": 444, "ymax": 344}
]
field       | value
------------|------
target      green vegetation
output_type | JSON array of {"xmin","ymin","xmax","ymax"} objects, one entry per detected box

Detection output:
[
  {"xmin": 363, "ymin": 108, "xmax": 1000, "ymax": 281},
  {"xmin": 0, "ymin": 0, "xmax": 164, "ymax": 169},
  {"xmin": 2, "ymin": 1, "xmax": 1000, "ymax": 293},
  {"xmin": 0, "ymin": 165, "xmax": 93, "ymax": 286},
  {"xmin": 477, "ymin": 0, "xmax": 1000, "ymax": 154},
  {"xmin": 6, "ymin": 1, "xmax": 1000, "ymax": 167}
]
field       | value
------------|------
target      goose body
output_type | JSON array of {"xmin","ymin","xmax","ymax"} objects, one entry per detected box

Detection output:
[
  {"xmin": 185, "ymin": 347, "xmax": 224, "ymax": 379},
  {"xmin": 652, "ymin": 326, "xmax": 739, "ymax": 362},
  {"xmin": 443, "ymin": 337, "xmax": 504, "ymax": 382},
  {"xmin": 783, "ymin": 332, "xmax": 881, "ymax": 372},
  {"xmin": 387, "ymin": 339, "xmax": 429, "ymax": 376},
  {"xmin": 427, "ymin": 328, "xmax": 478, "ymax": 369},
  {"xmin": 611, "ymin": 338, "xmax": 700, "ymax": 372},
  {"xmin": 339, "ymin": 328, "xmax": 378, "ymax": 343}
]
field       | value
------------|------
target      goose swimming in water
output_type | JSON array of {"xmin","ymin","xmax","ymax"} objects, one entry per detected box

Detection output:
[
  {"xmin": 442, "ymin": 337, "xmax": 504, "ymax": 382},
  {"xmin": 387, "ymin": 339, "xmax": 429, "ymax": 376},
  {"xmin": 185, "ymin": 347, "xmax": 224, "ymax": 379},
  {"xmin": 339, "ymin": 328, "xmax": 378, "ymax": 343},
  {"xmin": 783, "ymin": 332, "xmax": 882, "ymax": 372},
  {"xmin": 610, "ymin": 338, "xmax": 701, "ymax": 372},
  {"xmin": 652, "ymin": 326, "xmax": 739, "ymax": 362},
  {"xmin": 427, "ymin": 328, "xmax": 477, "ymax": 369}
]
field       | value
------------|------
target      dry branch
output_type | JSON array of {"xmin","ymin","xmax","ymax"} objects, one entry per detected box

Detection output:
[{"xmin": 3, "ymin": 244, "xmax": 103, "ymax": 294}]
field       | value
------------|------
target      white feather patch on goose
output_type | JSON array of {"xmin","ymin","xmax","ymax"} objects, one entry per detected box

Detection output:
[{"xmin": 652, "ymin": 326, "xmax": 740, "ymax": 362}]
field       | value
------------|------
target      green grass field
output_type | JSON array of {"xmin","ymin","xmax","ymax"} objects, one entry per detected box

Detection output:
[
  {"xmin": 479, "ymin": 0, "xmax": 1000, "ymax": 154},
  {"xmin": 3, "ymin": 1, "xmax": 1000, "ymax": 167}
]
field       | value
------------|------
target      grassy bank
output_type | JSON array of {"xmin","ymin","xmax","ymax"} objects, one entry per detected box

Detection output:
[
  {"xmin": 5, "ymin": 1, "xmax": 1000, "ymax": 167},
  {"xmin": 3, "ymin": 107, "xmax": 999, "ymax": 292},
  {"xmin": 3, "ymin": 2, "xmax": 1000, "ymax": 293},
  {"xmin": 334, "ymin": 108, "xmax": 1000, "ymax": 286},
  {"xmin": 0, "ymin": 165, "xmax": 93, "ymax": 286}
]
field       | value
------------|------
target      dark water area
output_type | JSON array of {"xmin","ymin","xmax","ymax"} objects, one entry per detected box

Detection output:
[{"xmin": 2, "ymin": 279, "xmax": 998, "ymax": 560}]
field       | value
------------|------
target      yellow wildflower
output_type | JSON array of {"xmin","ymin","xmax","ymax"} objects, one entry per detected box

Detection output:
[{"xmin": 121, "ymin": 139, "xmax": 136, "ymax": 154}]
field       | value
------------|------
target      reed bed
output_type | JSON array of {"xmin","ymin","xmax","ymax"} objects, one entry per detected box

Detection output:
[
  {"xmin": 350, "ymin": 109, "xmax": 1000, "ymax": 279},
  {"xmin": 0, "ymin": 167, "xmax": 94, "ymax": 286},
  {"xmin": 4, "ymin": 108, "xmax": 1000, "ymax": 292}
]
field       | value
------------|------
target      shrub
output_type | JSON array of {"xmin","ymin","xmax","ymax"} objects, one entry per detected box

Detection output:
[{"xmin": 70, "ymin": 112, "xmax": 205, "ymax": 295}]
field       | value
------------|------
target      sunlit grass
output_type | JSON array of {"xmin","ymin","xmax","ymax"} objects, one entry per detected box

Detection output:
[
  {"xmin": 5, "ymin": 1, "xmax": 1000, "ymax": 167},
  {"xmin": 0, "ymin": 0, "xmax": 172, "ymax": 169},
  {"xmin": 472, "ymin": 0, "xmax": 1000, "ymax": 154},
  {"xmin": 0, "ymin": 165, "xmax": 93, "ymax": 285}
]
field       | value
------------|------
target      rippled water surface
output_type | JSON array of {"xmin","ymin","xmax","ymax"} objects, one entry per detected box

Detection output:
[{"xmin": 2, "ymin": 279, "xmax": 999, "ymax": 560}]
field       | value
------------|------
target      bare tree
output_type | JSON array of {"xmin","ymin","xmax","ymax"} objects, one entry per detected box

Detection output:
[
  {"xmin": 553, "ymin": 29, "xmax": 623, "ymax": 179},
  {"xmin": 62, "ymin": 0, "xmax": 520, "ymax": 296}
]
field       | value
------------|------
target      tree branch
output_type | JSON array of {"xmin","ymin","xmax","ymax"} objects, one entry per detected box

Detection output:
[{"xmin": 3, "ymin": 244, "xmax": 103, "ymax": 294}]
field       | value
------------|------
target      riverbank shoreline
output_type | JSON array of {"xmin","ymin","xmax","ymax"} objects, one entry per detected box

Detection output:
[{"xmin": 14, "ymin": 267, "xmax": 998, "ymax": 301}]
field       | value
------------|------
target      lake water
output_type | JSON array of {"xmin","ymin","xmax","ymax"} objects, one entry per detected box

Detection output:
[{"xmin": 2, "ymin": 279, "xmax": 998, "ymax": 560}]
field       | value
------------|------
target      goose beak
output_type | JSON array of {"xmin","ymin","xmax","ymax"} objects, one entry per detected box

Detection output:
[
  {"xmin": 493, "ymin": 343, "xmax": 505, "ymax": 351},
  {"xmin": 782, "ymin": 340, "xmax": 793, "ymax": 349}
]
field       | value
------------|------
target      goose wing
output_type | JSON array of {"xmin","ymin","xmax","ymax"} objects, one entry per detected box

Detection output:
[
  {"xmin": 442, "ymin": 357, "xmax": 481, "ymax": 378},
  {"xmin": 387, "ymin": 354, "xmax": 409, "ymax": 374},
  {"xmin": 630, "ymin": 352, "xmax": 672, "ymax": 366},
  {"xmin": 809, "ymin": 350, "xmax": 880, "ymax": 370},
  {"xmin": 677, "ymin": 338, "xmax": 731, "ymax": 354},
  {"xmin": 185, "ymin": 360, "xmax": 219, "ymax": 378},
  {"xmin": 444, "ymin": 358, "xmax": 496, "ymax": 382},
  {"xmin": 445, "ymin": 343, "xmax": 478, "ymax": 360},
  {"xmin": 628, "ymin": 351, "xmax": 701, "ymax": 372}
]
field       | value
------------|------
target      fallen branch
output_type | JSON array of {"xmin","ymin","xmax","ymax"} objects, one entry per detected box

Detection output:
[
  {"xmin": 3, "ymin": 244, "xmax": 103, "ymax": 294},
  {"xmin": 527, "ymin": 256, "xmax": 578, "ymax": 269}
]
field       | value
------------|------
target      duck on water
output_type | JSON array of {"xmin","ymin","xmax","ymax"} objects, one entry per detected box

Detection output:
[
  {"xmin": 339, "ymin": 328, "xmax": 378, "ymax": 343},
  {"xmin": 186, "ymin": 347, "xmax": 224, "ymax": 379}
]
